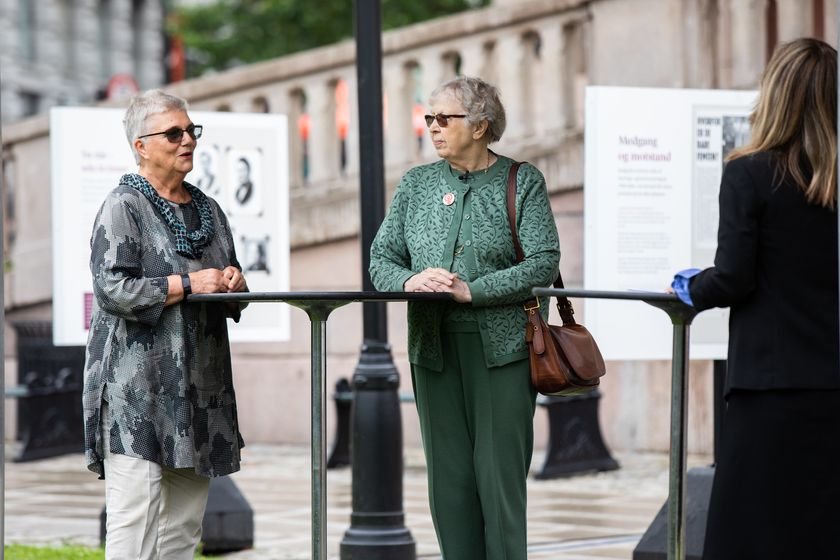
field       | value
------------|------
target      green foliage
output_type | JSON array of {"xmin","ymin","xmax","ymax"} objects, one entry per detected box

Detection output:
[
  {"xmin": 4, "ymin": 544, "xmax": 105, "ymax": 559},
  {"xmin": 168, "ymin": 0, "xmax": 488, "ymax": 77},
  {"xmin": 4, "ymin": 544, "xmax": 214, "ymax": 559}
]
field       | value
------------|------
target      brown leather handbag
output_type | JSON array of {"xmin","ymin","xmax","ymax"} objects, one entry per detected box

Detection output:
[{"xmin": 506, "ymin": 162, "xmax": 607, "ymax": 396}]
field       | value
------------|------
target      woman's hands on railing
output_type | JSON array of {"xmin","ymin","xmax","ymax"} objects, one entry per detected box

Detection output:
[{"xmin": 404, "ymin": 267, "xmax": 472, "ymax": 303}]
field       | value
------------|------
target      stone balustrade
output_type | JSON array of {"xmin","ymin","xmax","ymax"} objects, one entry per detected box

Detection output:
[{"xmin": 163, "ymin": 0, "xmax": 591, "ymax": 247}]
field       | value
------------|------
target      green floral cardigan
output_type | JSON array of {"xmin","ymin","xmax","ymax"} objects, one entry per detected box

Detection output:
[{"xmin": 370, "ymin": 155, "xmax": 560, "ymax": 371}]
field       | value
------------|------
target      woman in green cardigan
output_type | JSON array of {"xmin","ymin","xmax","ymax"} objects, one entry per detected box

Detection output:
[{"xmin": 370, "ymin": 76, "xmax": 560, "ymax": 559}]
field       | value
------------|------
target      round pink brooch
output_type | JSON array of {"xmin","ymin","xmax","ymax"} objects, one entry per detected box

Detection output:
[{"xmin": 442, "ymin": 193, "xmax": 455, "ymax": 206}]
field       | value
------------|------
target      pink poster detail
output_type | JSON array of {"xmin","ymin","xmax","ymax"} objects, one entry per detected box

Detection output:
[{"xmin": 84, "ymin": 293, "xmax": 93, "ymax": 330}]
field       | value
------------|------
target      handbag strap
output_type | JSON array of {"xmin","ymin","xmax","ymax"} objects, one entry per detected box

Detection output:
[{"xmin": 505, "ymin": 162, "xmax": 576, "ymax": 326}]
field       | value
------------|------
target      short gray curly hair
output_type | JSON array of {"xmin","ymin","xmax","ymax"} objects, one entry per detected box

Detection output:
[
  {"xmin": 123, "ymin": 89, "xmax": 189, "ymax": 164},
  {"xmin": 429, "ymin": 76, "xmax": 506, "ymax": 143}
]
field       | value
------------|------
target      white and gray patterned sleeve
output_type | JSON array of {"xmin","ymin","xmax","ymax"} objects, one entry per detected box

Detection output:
[{"xmin": 90, "ymin": 191, "xmax": 169, "ymax": 326}]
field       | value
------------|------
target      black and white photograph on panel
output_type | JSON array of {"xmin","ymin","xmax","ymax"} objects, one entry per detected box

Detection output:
[
  {"xmin": 228, "ymin": 148, "xmax": 263, "ymax": 216},
  {"xmin": 242, "ymin": 235, "xmax": 271, "ymax": 274},
  {"xmin": 193, "ymin": 145, "xmax": 221, "ymax": 197},
  {"xmin": 721, "ymin": 115, "xmax": 751, "ymax": 171}
]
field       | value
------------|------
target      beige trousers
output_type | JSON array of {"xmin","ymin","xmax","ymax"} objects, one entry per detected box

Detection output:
[{"xmin": 103, "ymin": 404, "xmax": 210, "ymax": 560}]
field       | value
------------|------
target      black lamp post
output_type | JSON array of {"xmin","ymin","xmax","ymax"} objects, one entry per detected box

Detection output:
[{"xmin": 339, "ymin": 0, "xmax": 416, "ymax": 558}]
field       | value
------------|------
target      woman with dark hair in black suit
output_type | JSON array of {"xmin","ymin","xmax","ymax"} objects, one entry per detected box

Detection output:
[{"xmin": 672, "ymin": 38, "xmax": 839, "ymax": 559}]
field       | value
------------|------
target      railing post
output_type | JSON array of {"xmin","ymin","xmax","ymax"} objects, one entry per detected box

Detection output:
[
  {"xmin": 644, "ymin": 297, "xmax": 698, "ymax": 560},
  {"xmin": 667, "ymin": 320, "xmax": 690, "ymax": 559},
  {"xmin": 533, "ymin": 288, "xmax": 698, "ymax": 560},
  {"xmin": 309, "ymin": 311, "xmax": 329, "ymax": 560}
]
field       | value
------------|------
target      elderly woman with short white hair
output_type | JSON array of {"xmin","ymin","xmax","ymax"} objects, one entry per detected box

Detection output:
[
  {"xmin": 370, "ymin": 76, "xmax": 560, "ymax": 559},
  {"xmin": 83, "ymin": 89, "xmax": 248, "ymax": 560}
]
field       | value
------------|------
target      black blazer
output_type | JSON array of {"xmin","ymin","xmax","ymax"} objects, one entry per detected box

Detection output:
[{"xmin": 690, "ymin": 151, "xmax": 840, "ymax": 393}]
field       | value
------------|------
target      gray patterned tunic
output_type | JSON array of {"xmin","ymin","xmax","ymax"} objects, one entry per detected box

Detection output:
[{"xmin": 83, "ymin": 174, "xmax": 245, "ymax": 478}]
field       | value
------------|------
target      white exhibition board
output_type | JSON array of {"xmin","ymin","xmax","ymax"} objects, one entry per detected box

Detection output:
[
  {"xmin": 584, "ymin": 86, "xmax": 757, "ymax": 360},
  {"xmin": 50, "ymin": 107, "xmax": 291, "ymax": 345}
]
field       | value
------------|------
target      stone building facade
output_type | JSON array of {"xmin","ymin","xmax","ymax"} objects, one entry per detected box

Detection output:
[
  {"xmin": 2, "ymin": 0, "xmax": 836, "ymax": 453},
  {"xmin": 0, "ymin": 0, "xmax": 166, "ymax": 124}
]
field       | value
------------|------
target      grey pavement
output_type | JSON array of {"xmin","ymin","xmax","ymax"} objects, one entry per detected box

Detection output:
[{"xmin": 4, "ymin": 443, "xmax": 710, "ymax": 559}]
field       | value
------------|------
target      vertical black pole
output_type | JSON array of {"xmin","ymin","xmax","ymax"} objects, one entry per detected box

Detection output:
[
  {"xmin": 356, "ymin": 8, "xmax": 388, "ymax": 340},
  {"xmin": 340, "ymin": 0, "xmax": 416, "ymax": 558}
]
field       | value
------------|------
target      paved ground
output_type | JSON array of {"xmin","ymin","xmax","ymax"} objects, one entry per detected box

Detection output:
[{"xmin": 4, "ymin": 443, "xmax": 710, "ymax": 559}]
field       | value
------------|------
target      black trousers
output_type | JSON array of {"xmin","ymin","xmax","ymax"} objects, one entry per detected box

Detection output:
[{"xmin": 703, "ymin": 389, "xmax": 840, "ymax": 560}]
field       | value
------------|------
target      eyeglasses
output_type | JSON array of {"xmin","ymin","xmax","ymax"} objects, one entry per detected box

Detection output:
[
  {"xmin": 138, "ymin": 124, "xmax": 203, "ymax": 143},
  {"xmin": 424, "ymin": 113, "xmax": 467, "ymax": 128}
]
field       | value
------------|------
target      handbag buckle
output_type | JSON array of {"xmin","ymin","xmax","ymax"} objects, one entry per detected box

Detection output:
[{"xmin": 523, "ymin": 299, "xmax": 540, "ymax": 313}]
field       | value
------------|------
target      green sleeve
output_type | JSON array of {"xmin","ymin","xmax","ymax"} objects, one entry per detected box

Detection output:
[
  {"xmin": 369, "ymin": 172, "xmax": 417, "ymax": 292},
  {"xmin": 468, "ymin": 164, "xmax": 560, "ymax": 306}
]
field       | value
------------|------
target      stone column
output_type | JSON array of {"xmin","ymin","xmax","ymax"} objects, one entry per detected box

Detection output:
[
  {"xmin": 266, "ymin": 87, "xmax": 288, "ymax": 116},
  {"xmin": 562, "ymin": 21, "xmax": 588, "ymax": 132},
  {"xmin": 776, "ymin": 0, "xmax": 812, "ymax": 41},
  {"xmin": 726, "ymin": 0, "xmax": 766, "ymax": 89},
  {"xmin": 459, "ymin": 41, "xmax": 487, "ymax": 80},
  {"xmin": 109, "ymin": 1, "xmax": 134, "ymax": 83},
  {"xmin": 420, "ymin": 50, "xmax": 455, "ymax": 103},
  {"xmin": 306, "ymin": 80, "xmax": 340, "ymax": 184},
  {"xmin": 384, "ymin": 61, "xmax": 414, "ymax": 168},
  {"xmin": 285, "ymin": 87, "xmax": 307, "ymax": 188},
  {"xmin": 825, "ymin": 0, "xmax": 838, "ymax": 45},
  {"xmin": 138, "ymin": 4, "xmax": 165, "ymax": 89},
  {"xmin": 419, "ymin": 51, "xmax": 448, "ymax": 161},
  {"xmin": 481, "ymin": 39, "xmax": 500, "ymax": 88},
  {"xmin": 75, "ymin": 0, "xmax": 100, "ymax": 98},
  {"xmin": 343, "ymin": 73, "xmax": 361, "ymax": 176},
  {"xmin": 495, "ymin": 33, "xmax": 529, "ymax": 141},
  {"xmin": 535, "ymin": 21, "xmax": 565, "ymax": 135},
  {"xmin": 678, "ymin": 0, "xmax": 718, "ymax": 89}
]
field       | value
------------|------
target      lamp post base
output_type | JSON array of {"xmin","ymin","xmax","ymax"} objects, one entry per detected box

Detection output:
[
  {"xmin": 340, "ymin": 526, "xmax": 416, "ymax": 558},
  {"xmin": 339, "ymin": 340, "xmax": 416, "ymax": 560}
]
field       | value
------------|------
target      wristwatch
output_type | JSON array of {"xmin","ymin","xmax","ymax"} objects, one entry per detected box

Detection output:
[{"xmin": 181, "ymin": 273, "xmax": 192, "ymax": 297}]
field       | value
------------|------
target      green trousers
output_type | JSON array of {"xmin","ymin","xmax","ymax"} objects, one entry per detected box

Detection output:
[{"xmin": 411, "ymin": 326, "xmax": 536, "ymax": 560}]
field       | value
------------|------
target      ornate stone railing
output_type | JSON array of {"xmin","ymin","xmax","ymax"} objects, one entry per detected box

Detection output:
[{"xmin": 164, "ymin": 0, "xmax": 591, "ymax": 246}]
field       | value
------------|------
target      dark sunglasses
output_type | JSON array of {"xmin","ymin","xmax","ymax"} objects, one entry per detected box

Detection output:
[
  {"xmin": 138, "ymin": 124, "xmax": 203, "ymax": 143},
  {"xmin": 424, "ymin": 113, "xmax": 466, "ymax": 128}
]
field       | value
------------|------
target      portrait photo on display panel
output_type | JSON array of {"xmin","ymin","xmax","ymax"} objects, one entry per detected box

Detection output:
[
  {"xmin": 192, "ymin": 144, "xmax": 222, "ymax": 197},
  {"xmin": 227, "ymin": 148, "xmax": 263, "ymax": 216}
]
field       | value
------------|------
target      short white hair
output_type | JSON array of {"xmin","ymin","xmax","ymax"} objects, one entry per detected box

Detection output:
[
  {"xmin": 429, "ymin": 76, "xmax": 506, "ymax": 143},
  {"xmin": 123, "ymin": 89, "xmax": 189, "ymax": 164}
]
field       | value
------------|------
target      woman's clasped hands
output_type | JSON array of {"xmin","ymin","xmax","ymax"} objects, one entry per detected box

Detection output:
[
  {"xmin": 405, "ymin": 267, "xmax": 472, "ymax": 303},
  {"xmin": 191, "ymin": 266, "xmax": 247, "ymax": 294}
]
